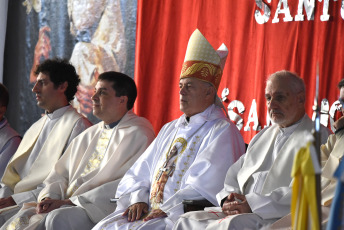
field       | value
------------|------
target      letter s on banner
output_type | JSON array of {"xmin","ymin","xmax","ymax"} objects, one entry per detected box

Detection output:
[
  {"xmin": 255, "ymin": 0, "xmax": 272, "ymax": 24},
  {"xmin": 228, "ymin": 100, "xmax": 245, "ymax": 130}
]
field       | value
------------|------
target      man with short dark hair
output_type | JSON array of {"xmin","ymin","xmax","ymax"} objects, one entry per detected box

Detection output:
[
  {"xmin": 0, "ymin": 58, "xmax": 92, "ymax": 224},
  {"xmin": 0, "ymin": 71, "xmax": 155, "ymax": 229},
  {"xmin": 0, "ymin": 83, "xmax": 21, "ymax": 179},
  {"xmin": 174, "ymin": 70, "xmax": 332, "ymax": 229}
]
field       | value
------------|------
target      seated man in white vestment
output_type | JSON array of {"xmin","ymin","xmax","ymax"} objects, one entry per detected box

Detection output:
[
  {"xmin": 269, "ymin": 116, "xmax": 344, "ymax": 229},
  {"xmin": 173, "ymin": 70, "xmax": 332, "ymax": 230},
  {"xmin": 0, "ymin": 58, "xmax": 92, "ymax": 225},
  {"xmin": 0, "ymin": 83, "xmax": 21, "ymax": 180},
  {"xmin": 0, "ymin": 71, "xmax": 155, "ymax": 230},
  {"xmin": 92, "ymin": 29, "xmax": 246, "ymax": 230}
]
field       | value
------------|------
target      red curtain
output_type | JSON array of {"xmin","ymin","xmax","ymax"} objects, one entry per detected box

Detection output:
[{"xmin": 134, "ymin": 0, "xmax": 344, "ymax": 143}]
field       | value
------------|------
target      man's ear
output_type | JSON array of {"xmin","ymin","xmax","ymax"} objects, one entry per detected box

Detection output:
[
  {"xmin": 206, "ymin": 85, "xmax": 216, "ymax": 99},
  {"xmin": 205, "ymin": 87, "xmax": 211, "ymax": 95},
  {"xmin": 59, "ymin": 82, "xmax": 68, "ymax": 92},
  {"xmin": 297, "ymin": 92, "xmax": 305, "ymax": 104},
  {"xmin": 120, "ymin": 96, "xmax": 128, "ymax": 105}
]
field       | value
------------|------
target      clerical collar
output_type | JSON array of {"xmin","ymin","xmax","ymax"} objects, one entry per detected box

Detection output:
[
  {"xmin": 45, "ymin": 105, "xmax": 70, "ymax": 120},
  {"xmin": 104, "ymin": 119, "xmax": 121, "ymax": 129},
  {"xmin": 177, "ymin": 104, "xmax": 218, "ymax": 127},
  {"xmin": 279, "ymin": 114, "xmax": 305, "ymax": 134}
]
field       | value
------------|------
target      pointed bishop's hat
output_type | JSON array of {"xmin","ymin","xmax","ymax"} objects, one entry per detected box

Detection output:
[{"xmin": 180, "ymin": 29, "xmax": 228, "ymax": 90}]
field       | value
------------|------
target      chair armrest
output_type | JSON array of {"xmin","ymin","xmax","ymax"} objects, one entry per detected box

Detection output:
[{"xmin": 182, "ymin": 199, "xmax": 214, "ymax": 213}]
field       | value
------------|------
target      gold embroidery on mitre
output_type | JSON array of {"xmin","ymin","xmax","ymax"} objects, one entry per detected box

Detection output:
[{"xmin": 180, "ymin": 61, "xmax": 223, "ymax": 89}]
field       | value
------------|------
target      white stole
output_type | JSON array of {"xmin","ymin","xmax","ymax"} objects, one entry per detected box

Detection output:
[
  {"xmin": 2, "ymin": 108, "xmax": 82, "ymax": 193},
  {"xmin": 238, "ymin": 117, "xmax": 313, "ymax": 194}
]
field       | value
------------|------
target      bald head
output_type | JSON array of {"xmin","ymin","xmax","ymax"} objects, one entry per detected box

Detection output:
[
  {"xmin": 268, "ymin": 70, "xmax": 305, "ymax": 94},
  {"xmin": 265, "ymin": 70, "xmax": 306, "ymax": 128}
]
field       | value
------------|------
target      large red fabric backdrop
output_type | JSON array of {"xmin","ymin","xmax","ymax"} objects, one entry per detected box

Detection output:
[{"xmin": 134, "ymin": 0, "xmax": 344, "ymax": 143}]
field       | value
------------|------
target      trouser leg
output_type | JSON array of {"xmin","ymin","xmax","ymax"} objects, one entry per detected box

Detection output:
[{"xmin": 35, "ymin": 206, "xmax": 95, "ymax": 230}]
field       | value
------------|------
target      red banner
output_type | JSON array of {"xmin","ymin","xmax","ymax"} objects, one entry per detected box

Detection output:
[{"xmin": 134, "ymin": 0, "xmax": 344, "ymax": 143}]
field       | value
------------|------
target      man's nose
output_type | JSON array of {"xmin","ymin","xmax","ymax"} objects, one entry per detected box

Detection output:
[
  {"xmin": 179, "ymin": 86, "xmax": 186, "ymax": 95},
  {"xmin": 268, "ymin": 98, "xmax": 279, "ymax": 108},
  {"xmin": 91, "ymin": 91, "xmax": 98, "ymax": 101},
  {"xmin": 32, "ymin": 82, "xmax": 39, "ymax": 92}
]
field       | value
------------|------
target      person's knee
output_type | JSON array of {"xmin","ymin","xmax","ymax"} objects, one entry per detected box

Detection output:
[
  {"xmin": 228, "ymin": 214, "xmax": 265, "ymax": 229},
  {"xmin": 44, "ymin": 209, "xmax": 66, "ymax": 229},
  {"xmin": 227, "ymin": 215, "xmax": 244, "ymax": 229},
  {"xmin": 44, "ymin": 207, "xmax": 95, "ymax": 230}
]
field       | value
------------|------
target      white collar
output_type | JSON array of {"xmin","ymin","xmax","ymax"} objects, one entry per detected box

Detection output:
[
  {"xmin": 278, "ymin": 114, "xmax": 305, "ymax": 135},
  {"xmin": 46, "ymin": 105, "xmax": 70, "ymax": 120},
  {"xmin": 175, "ymin": 104, "xmax": 225, "ymax": 127}
]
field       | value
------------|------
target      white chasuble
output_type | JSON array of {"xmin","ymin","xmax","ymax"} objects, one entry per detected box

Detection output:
[
  {"xmin": 1, "ymin": 106, "xmax": 88, "ymax": 194},
  {"xmin": 173, "ymin": 115, "xmax": 331, "ymax": 230},
  {"xmin": 320, "ymin": 132, "xmax": 344, "ymax": 206},
  {"xmin": 0, "ymin": 111, "xmax": 155, "ymax": 230},
  {"xmin": 93, "ymin": 104, "xmax": 246, "ymax": 230}
]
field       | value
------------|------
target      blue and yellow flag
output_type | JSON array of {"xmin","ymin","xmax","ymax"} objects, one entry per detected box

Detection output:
[
  {"xmin": 291, "ymin": 141, "xmax": 321, "ymax": 230},
  {"xmin": 326, "ymin": 159, "xmax": 344, "ymax": 230}
]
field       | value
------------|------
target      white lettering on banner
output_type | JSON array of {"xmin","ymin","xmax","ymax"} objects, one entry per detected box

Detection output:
[
  {"xmin": 272, "ymin": 0, "xmax": 293, "ymax": 23},
  {"xmin": 244, "ymin": 99, "xmax": 261, "ymax": 131},
  {"xmin": 319, "ymin": 99, "xmax": 330, "ymax": 127},
  {"xmin": 320, "ymin": 0, "xmax": 332, "ymax": 21},
  {"xmin": 225, "ymin": 97, "xmax": 341, "ymax": 133},
  {"xmin": 222, "ymin": 88, "xmax": 230, "ymax": 102},
  {"xmin": 255, "ymin": 0, "xmax": 272, "ymax": 24},
  {"xmin": 255, "ymin": 0, "xmax": 341, "ymax": 24},
  {"xmin": 329, "ymin": 100, "xmax": 342, "ymax": 132},
  {"xmin": 228, "ymin": 100, "xmax": 245, "ymax": 130},
  {"xmin": 295, "ymin": 0, "xmax": 315, "ymax": 21}
]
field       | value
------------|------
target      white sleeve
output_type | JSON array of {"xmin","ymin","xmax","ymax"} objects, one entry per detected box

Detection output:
[
  {"xmin": 11, "ymin": 186, "xmax": 44, "ymax": 205},
  {"xmin": 216, "ymin": 154, "xmax": 246, "ymax": 206},
  {"xmin": 245, "ymin": 184, "xmax": 292, "ymax": 219}
]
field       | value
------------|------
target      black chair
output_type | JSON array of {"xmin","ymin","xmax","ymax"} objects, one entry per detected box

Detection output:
[{"xmin": 182, "ymin": 199, "xmax": 214, "ymax": 213}]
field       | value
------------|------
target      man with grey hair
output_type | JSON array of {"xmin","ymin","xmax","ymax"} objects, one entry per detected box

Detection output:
[{"xmin": 174, "ymin": 70, "xmax": 332, "ymax": 229}]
